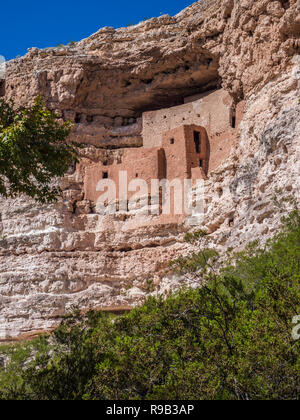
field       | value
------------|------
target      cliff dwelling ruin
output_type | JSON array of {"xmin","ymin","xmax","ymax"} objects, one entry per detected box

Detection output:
[{"xmin": 83, "ymin": 88, "xmax": 243, "ymax": 219}]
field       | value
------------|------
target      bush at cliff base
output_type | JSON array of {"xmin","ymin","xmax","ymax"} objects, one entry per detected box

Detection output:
[{"xmin": 0, "ymin": 210, "xmax": 299, "ymax": 400}]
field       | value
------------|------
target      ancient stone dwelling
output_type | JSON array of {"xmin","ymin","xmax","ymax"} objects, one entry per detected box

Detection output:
[
  {"xmin": 0, "ymin": 0, "xmax": 299, "ymax": 340},
  {"xmin": 83, "ymin": 88, "xmax": 242, "ymax": 218}
]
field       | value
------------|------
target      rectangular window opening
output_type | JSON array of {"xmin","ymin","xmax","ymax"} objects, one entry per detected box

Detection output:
[
  {"xmin": 231, "ymin": 108, "xmax": 236, "ymax": 129},
  {"xmin": 194, "ymin": 131, "xmax": 201, "ymax": 153}
]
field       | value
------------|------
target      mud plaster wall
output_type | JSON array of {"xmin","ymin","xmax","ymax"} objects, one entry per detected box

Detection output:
[
  {"xmin": 142, "ymin": 89, "xmax": 234, "ymax": 148},
  {"xmin": 83, "ymin": 147, "xmax": 161, "ymax": 205}
]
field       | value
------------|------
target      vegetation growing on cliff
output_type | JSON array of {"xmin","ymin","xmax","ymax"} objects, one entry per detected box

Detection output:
[
  {"xmin": 0, "ymin": 211, "xmax": 299, "ymax": 400},
  {"xmin": 0, "ymin": 97, "xmax": 77, "ymax": 203}
]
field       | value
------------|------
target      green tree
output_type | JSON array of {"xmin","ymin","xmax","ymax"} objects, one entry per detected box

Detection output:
[{"xmin": 0, "ymin": 97, "xmax": 77, "ymax": 203}]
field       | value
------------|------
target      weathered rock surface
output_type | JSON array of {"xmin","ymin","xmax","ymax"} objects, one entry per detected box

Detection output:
[{"xmin": 0, "ymin": 0, "xmax": 299, "ymax": 339}]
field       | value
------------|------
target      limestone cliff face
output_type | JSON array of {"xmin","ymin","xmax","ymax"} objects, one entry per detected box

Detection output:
[{"xmin": 0, "ymin": 0, "xmax": 299, "ymax": 340}]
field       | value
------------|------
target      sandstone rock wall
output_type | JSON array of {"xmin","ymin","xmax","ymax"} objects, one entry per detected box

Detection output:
[
  {"xmin": 0, "ymin": 0, "xmax": 299, "ymax": 340},
  {"xmin": 142, "ymin": 89, "xmax": 233, "ymax": 148}
]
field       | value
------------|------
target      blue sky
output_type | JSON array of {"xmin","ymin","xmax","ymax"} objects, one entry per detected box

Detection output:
[{"xmin": 0, "ymin": 0, "xmax": 194, "ymax": 61}]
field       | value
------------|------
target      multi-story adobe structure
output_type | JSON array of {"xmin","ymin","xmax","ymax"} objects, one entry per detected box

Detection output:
[{"xmin": 83, "ymin": 88, "xmax": 243, "ymax": 219}]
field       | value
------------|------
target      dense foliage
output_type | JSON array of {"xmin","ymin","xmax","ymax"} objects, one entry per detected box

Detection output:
[
  {"xmin": 0, "ymin": 211, "xmax": 299, "ymax": 400},
  {"xmin": 0, "ymin": 97, "xmax": 76, "ymax": 202}
]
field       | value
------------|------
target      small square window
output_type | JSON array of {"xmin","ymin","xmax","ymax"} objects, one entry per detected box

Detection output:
[
  {"xmin": 103, "ymin": 171, "xmax": 108, "ymax": 179},
  {"xmin": 231, "ymin": 108, "xmax": 237, "ymax": 128},
  {"xmin": 170, "ymin": 138, "xmax": 175, "ymax": 145}
]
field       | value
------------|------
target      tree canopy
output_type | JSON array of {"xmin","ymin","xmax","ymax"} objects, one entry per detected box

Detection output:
[{"xmin": 0, "ymin": 97, "xmax": 77, "ymax": 203}]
